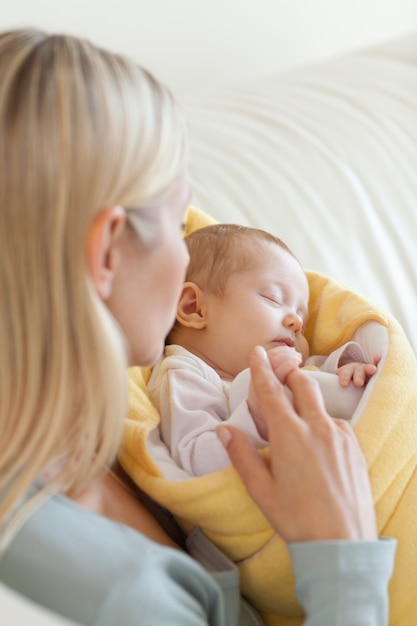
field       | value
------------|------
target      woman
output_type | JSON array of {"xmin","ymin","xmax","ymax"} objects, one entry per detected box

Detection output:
[{"xmin": 0, "ymin": 28, "xmax": 395, "ymax": 626}]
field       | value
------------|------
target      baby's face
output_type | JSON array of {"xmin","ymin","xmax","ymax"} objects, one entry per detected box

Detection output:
[{"xmin": 202, "ymin": 241, "xmax": 310, "ymax": 380}]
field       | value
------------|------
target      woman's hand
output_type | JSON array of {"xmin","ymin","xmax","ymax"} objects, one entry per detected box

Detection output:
[
  {"xmin": 247, "ymin": 378, "xmax": 268, "ymax": 440},
  {"xmin": 217, "ymin": 346, "xmax": 377, "ymax": 543}
]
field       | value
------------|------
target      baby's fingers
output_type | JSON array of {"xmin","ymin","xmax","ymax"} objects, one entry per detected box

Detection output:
[
  {"xmin": 337, "ymin": 362, "xmax": 378, "ymax": 387},
  {"xmin": 337, "ymin": 363, "xmax": 356, "ymax": 387},
  {"xmin": 353, "ymin": 363, "xmax": 378, "ymax": 386}
]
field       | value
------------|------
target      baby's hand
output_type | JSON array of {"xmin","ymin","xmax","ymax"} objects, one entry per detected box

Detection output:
[
  {"xmin": 268, "ymin": 345, "xmax": 302, "ymax": 384},
  {"xmin": 337, "ymin": 356, "xmax": 381, "ymax": 388}
]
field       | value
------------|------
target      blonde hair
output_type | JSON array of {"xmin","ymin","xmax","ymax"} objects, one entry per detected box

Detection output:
[
  {"xmin": 183, "ymin": 223, "xmax": 296, "ymax": 295},
  {"xmin": 0, "ymin": 29, "xmax": 188, "ymax": 542}
]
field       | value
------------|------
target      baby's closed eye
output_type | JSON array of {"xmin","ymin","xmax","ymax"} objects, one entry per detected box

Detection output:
[{"xmin": 260, "ymin": 290, "xmax": 283, "ymax": 306}]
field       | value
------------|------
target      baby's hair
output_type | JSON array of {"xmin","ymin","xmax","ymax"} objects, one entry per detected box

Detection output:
[{"xmin": 184, "ymin": 223, "xmax": 298, "ymax": 295}]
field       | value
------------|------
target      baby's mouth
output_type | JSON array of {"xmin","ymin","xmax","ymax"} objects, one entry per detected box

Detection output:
[{"xmin": 271, "ymin": 338, "xmax": 295, "ymax": 349}]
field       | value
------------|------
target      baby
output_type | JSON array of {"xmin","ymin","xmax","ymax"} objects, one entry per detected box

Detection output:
[{"xmin": 147, "ymin": 223, "xmax": 379, "ymax": 476}]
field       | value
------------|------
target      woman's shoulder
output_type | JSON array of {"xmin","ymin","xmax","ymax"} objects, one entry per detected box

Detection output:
[{"xmin": 0, "ymin": 488, "xmax": 227, "ymax": 626}]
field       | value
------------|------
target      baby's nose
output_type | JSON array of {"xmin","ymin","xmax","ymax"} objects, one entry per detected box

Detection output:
[{"xmin": 284, "ymin": 312, "xmax": 303, "ymax": 333}]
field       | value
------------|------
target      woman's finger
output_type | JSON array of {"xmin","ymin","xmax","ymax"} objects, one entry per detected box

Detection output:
[
  {"xmin": 249, "ymin": 346, "xmax": 300, "ymax": 435},
  {"xmin": 284, "ymin": 366, "xmax": 331, "ymax": 425},
  {"xmin": 216, "ymin": 424, "xmax": 275, "ymax": 511}
]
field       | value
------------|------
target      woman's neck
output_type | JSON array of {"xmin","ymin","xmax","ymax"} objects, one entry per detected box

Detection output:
[{"xmin": 70, "ymin": 462, "xmax": 184, "ymax": 550}]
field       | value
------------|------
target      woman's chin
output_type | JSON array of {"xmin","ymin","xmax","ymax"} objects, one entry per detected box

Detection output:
[{"xmin": 132, "ymin": 343, "xmax": 165, "ymax": 368}]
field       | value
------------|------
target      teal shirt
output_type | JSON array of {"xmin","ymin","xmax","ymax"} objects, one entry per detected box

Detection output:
[{"xmin": 0, "ymin": 481, "xmax": 396, "ymax": 626}]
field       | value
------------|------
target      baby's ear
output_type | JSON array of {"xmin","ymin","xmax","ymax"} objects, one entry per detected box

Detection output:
[{"xmin": 176, "ymin": 282, "xmax": 206, "ymax": 329}]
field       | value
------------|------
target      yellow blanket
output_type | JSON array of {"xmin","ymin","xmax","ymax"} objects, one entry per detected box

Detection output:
[{"xmin": 119, "ymin": 207, "xmax": 417, "ymax": 626}]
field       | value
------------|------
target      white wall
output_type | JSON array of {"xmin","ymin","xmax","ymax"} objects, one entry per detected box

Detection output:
[{"xmin": 1, "ymin": 0, "xmax": 417, "ymax": 94}]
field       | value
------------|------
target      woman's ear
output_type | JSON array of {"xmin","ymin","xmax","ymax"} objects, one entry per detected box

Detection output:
[
  {"xmin": 176, "ymin": 282, "xmax": 207, "ymax": 329},
  {"xmin": 87, "ymin": 205, "xmax": 126, "ymax": 300}
]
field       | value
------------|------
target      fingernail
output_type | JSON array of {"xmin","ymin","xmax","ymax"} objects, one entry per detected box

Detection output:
[
  {"xmin": 216, "ymin": 425, "xmax": 232, "ymax": 447},
  {"xmin": 254, "ymin": 345, "xmax": 268, "ymax": 360}
]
